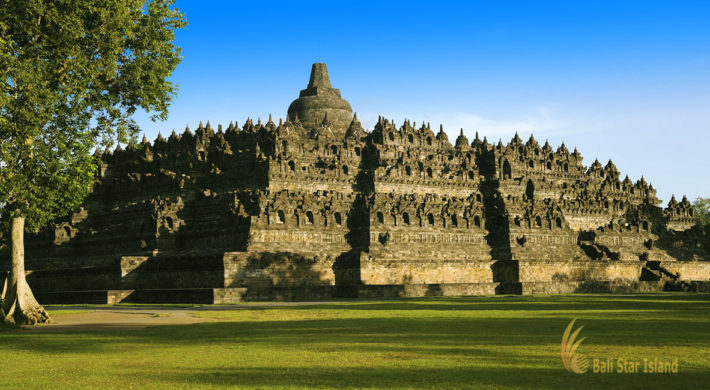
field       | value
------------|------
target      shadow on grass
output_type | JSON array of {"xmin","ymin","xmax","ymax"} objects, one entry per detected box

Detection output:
[
  {"xmin": 231, "ymin": 293, "xmax": 710, "ymax": 312},
  {"xmin": 1, "ymin": 295, "xmax": 709, "ymax": 389},
  {"xmin": 3, "ymin": 313, "xmax": 710, "ymax": 352},
  {"xmin": 138, "ymin": 365, "xmax": 709, "ymax": 389}
]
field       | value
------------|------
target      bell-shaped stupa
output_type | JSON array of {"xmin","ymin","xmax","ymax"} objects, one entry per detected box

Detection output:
[{"xmin": 287, "ymin": 63, "xmax": 353, "ymax": 136}]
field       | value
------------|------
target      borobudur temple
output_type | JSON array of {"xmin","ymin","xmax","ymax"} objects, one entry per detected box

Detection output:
[{"xmin": 5, "ymin": 63, "xmax": 709, "ymax": 304}]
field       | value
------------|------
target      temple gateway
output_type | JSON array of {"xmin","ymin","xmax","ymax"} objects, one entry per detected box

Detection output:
[{"xmin": 11, "ymin": 63, "xmax": 709, "ymax": 303}]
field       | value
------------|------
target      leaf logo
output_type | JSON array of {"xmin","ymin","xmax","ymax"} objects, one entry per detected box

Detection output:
[{"xmin": 561, "ymin": 318, "xmax": 589, "ymax": 374}]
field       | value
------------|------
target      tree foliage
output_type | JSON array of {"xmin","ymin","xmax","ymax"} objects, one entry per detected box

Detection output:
[
  {"xmin": 693, "ymin": 197, "xmax": 710, "ymax": 231},
  {"xmin": 692, "ymin": 197, "xmax": 710, "ymax": 254},
  {"xmin": 0, "ymin": 0, "xmax": 186, "ymax": 231}
]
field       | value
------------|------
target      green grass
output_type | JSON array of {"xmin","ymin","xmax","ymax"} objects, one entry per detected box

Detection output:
[
  {"xmin": 47, "ymin": 310, "xmax": 93, "ymax": 316},
  {"xmin": 1, "ymin": 294, "xmax": 709, "ymax": 389}
]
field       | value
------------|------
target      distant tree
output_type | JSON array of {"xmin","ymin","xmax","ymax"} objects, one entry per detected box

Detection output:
[
  {"xmin": 693, "ymin": 197, "xmax": 710, "ymax": 230},
  {"xmin": 693, "ymin": 197, "xmax": 710, "ymax": 253},
  {"xmin": 0, "ymin": 0, "xmax": 186, "ymax": 325}
]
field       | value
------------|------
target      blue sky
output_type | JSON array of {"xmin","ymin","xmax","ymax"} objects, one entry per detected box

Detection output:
[{"xmin": 134, "ymin": 0, "xmax": 710, "ymax": 204}]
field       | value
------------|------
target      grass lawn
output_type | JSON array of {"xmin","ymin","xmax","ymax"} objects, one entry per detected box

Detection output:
[{"xmin": 1, "ymin": 294, "xmax": 709, "ymax": 389}]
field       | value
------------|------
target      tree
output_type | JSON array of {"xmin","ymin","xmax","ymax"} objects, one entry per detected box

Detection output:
[
  {"xmin": 0, "ymin": 0, "xmax": 186, "ymax": 325},
  {"xmin": 692, "ymin": 197, "xmax": 710, "ymax": 231},
  {"xmin": 693, "ymin": 197, "xmax": 710, "ymax": 248}
]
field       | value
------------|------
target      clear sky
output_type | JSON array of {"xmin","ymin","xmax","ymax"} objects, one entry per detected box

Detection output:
[{"xmin": 134, "ymin": 0, "xmax": 710, "ymax": 204}]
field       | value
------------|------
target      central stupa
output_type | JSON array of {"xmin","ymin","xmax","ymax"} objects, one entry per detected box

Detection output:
[{"xmin": 287, "ymin": 63, "xmax": 353, "ymax": 136}]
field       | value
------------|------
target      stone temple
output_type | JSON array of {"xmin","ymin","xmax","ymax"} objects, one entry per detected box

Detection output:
[{"xmin": 8, "ymin": 63, "xmax": 709, "ymax": 304}]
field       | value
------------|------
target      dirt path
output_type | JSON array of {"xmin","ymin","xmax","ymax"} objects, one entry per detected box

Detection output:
[
  {"xmin": 24, "ymin": 301, "xmax": 349, "ymax": 332},
  {"xmin": 25, "ymin": 308, "xmax": 216, "ymax": 332}
]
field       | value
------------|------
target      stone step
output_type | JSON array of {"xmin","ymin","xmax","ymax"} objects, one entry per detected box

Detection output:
[
  {"xmin": 213, "ymin": 288, "xmax": 248, "ymax": 304},
  {"xmin": 358, "ymin": 283, "xmax": 497, "ymax": 298},
  {"xmin": 36, "ymin": 288, "xmax": 248, "ymax": 305},
  {"xmin": 520, "ymin": 280, "xmax": 665, "ymax": 295},
  {"xmin": 664, "ymin": 281, "xmax": 710, "ymax": 292},
  {"xmin": 240, "ymin": 285, "xmax": 336, "ymax": 301},
  {"xmin": 495, "ymin": 282, "xmax": 522, "ymax": 295},
  {"xmin": 35, "ymin": 290, "xmax": 117, "ymax": 305},
  {"xmin": 26, "ymin": 265, "xmax": 224, "ymax": 292}
]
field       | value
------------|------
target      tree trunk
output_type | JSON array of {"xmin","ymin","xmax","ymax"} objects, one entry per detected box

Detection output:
[{"xmin": 1, "ymin": 215, "xmax": 51, "ymax": 325}]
